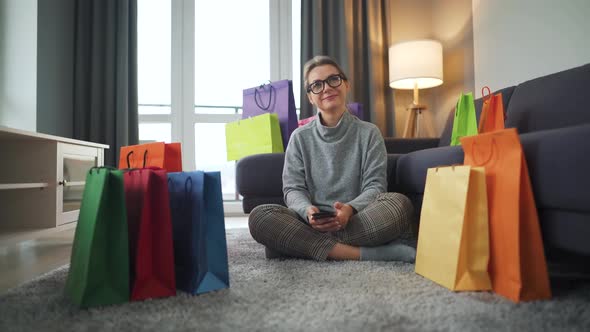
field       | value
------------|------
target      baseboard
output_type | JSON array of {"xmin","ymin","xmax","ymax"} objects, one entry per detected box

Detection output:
[{"xmin": 224, "ymin": 201, "xmax": 248, "ymax": 217}]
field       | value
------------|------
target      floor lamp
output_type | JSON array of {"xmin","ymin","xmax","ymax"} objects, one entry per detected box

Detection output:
[{"xmin": 389, "ymin": 40, "xmax": 443, "ymax": 138}]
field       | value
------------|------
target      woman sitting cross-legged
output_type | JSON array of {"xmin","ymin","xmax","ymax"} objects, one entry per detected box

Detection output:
[{"xmin": 248, "ymin": 55, "xmax": 416, "ymax": 262}]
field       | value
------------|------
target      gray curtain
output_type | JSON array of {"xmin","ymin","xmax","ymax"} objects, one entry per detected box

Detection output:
[
  {"xmin": 300, "ymin": 0, "xmax": 348, "ymax": 119},
  {"xmin": 73, "ymin": 0, "xmax": 139, "ymax": 166},
  {"xmin": 300, "ymin": 0, "xmax": 395, "ymax": 136}
]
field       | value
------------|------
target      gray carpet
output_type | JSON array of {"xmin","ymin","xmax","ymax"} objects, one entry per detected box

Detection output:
[{"xmin": 1, "ymin": 228, "xmax": 590, "ymax": 332}]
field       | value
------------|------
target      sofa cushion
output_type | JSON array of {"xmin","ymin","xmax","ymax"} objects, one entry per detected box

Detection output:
[
  {"xmin": 438, "ymin": 86, "xmax": 516, "ymax": 147},
  {"xmin": 386, "ymin": 154, "xmax": 401, "ymax": 192},
  {"xmin": 384, "ymin": 138, "xmax": 440, "ymax": 154},
  {"xmin": 395, "ymin": 145, "xmax": 464, "ymax": 195},
  {"xmin": 520, "ymin": 123, "xmax": 590, "ymax": 213},
  {"xmin": 505, "ymin": 63, "xmax": 590, "ymax": 133}
]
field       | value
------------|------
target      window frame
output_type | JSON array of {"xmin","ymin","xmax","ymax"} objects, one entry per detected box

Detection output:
[{"xmin": 138, "ymin": 0, "xmax": 295, "ymax": 204}]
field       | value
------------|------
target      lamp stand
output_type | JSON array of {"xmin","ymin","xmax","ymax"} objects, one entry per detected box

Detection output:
[{"xmin": 402, "ymin": 83, "xmax": 427, "ymax": 138}]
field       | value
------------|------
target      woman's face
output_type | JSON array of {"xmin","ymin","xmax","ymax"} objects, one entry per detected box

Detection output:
[{"xmin": 306, "ymin": 64, "xmax": 349, "ymax": 113}]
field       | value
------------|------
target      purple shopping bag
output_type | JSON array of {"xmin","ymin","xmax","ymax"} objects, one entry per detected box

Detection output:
[
  {"xmin": 242, "ymin": 80, "xmax": 297, "ymax": 149},
  {"xmin": 348, "ymin": 102, "xmax": 365, "ymax": 121}
]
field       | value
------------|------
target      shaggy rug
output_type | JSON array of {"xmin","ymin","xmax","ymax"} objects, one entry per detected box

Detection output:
[{"xmin": 1, "ymin": 228, "xmax": 590, "ymax": 332}]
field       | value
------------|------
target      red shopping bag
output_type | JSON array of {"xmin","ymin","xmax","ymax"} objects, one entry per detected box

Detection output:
[
  {"xmin": 461, "ymin": 128, "xmax": 551, "ymax": 302},
  {"xmin": 119, "ymin": 142, "xmax": 182, "ymax": 172},
  {"xmin": 478, "ymin": 86, "xmax": 505, "ymax": 134},
  {"xmin": 124, "ymin": 167, "xmax": 176, "ymax": 301},
  {"xmin": 298, "ymin": 115, "xmax": 316, "ymax": 127}
]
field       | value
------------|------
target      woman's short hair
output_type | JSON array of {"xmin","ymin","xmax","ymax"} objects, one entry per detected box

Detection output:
[{"xmin": 302, "ymin": 55, "xmax": 349, "ymax": 89}]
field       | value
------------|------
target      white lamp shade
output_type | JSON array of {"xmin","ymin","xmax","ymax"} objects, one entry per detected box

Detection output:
[{"xmin": 389, "ymin": 40, "xmax": 443, "ymax": 90}]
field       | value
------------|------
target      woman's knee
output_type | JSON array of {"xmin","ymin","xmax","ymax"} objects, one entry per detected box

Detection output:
[
  {"xmin": 378, "ymin": 192, "xmax": 412, "ymax": 206},
  {"xmin": 248, "ymin": 204, "xmax": 289, "ymax": 242},
  {"xmin": 378, "ymin": 192, "xmax": 415, "ymax": 222}
]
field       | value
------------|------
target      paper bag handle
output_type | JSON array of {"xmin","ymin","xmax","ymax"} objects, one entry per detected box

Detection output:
[
  {"xmin": 126, "ymin": 150, "xmax": 148, "ymax": 169},
  {"xmin": 254, "ymin": 83, "xmax": 275, "ymax": 111},
  {"xmin": 470, "ymin": 138, "xmax": 497, "ymax": 166}
]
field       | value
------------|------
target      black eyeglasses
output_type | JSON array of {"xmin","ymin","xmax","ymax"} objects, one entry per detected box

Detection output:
[{"xmin": 306, "ymin": 74, "xmax": 345, "ymax": 94}]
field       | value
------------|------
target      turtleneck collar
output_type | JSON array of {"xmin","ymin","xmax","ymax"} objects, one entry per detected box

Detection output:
[{"xmin": 315, "ymin": 110, "xmax": 353, "ymax": 142}]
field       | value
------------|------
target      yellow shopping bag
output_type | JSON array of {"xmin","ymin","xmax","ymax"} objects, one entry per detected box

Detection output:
[
  {"xmin": 415, "ymin": 165, "xmax": 491, "ymax": 291},
  {"xmin": 225, "ymin": 113, "xmax": 284, "ymax": 161}
]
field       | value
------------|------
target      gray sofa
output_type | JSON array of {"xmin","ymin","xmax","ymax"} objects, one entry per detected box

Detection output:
[{"xmin": 236, "ymin": 63, "xmax": 590, "ymax": 267}]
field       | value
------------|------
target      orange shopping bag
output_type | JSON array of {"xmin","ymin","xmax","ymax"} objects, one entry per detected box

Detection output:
[
  {"xmin": 119, "ymin": 142, "xmax": 182, "ymax": 172},
  {"xmin": 460, "ymin": 128, "xmax": 551, "ymax": 302},
  {"xmin": 415, "ymin": 165, "xmax": 491, "ymax": 291},
  {"xmin": 478, "ymin": 86, "xmax": 505, "ymax": 134}
]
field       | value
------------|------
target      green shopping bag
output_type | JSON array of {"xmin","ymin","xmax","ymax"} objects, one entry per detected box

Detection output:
[
  {"xmin": 225, "ymin": 112, "xmax": 284, "ymax": 161},
  {"xmin": 64, "ymin": 167, "xmax": 129, "ymax": 308},
  {"xmin": 450, "ymin": 92, "xmax": 478, "ymax": 146}
]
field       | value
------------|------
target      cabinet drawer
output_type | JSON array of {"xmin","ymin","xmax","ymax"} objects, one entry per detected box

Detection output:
[{"xmin": 56, "ymin": 143, "xmax": 101, "ymax": 225}]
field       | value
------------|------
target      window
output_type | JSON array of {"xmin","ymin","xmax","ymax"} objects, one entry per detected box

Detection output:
[
  {"xmin": 138, "ymin": 0, "xmax": 301, "ymax": 203},
  {"xmin": 138, "ymin": 0, "xmax": 172, "ymax": 142}
]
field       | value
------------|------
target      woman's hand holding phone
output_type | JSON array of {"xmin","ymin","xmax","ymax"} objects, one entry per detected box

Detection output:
[{"xmin": 307, "ymin": 206, "xmax": 340, "ymax": 232}]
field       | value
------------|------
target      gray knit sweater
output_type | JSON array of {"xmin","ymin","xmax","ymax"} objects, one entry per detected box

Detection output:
[{"xmin": 282, "ymin": 111, "xmax": 387, "ymax": 222}]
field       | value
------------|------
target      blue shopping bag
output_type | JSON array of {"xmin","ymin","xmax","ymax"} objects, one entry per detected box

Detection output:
[{"xmin": 168, "ymin": 171, "xmax": 230, "ymax": 295}]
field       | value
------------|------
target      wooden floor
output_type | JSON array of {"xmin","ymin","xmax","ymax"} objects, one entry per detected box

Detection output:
[{"xmin": 0, "ymin": 216, "xmax": 248, "ymax": 294}]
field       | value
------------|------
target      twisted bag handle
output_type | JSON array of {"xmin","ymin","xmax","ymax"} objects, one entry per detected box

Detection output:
[
  {"xmin": 469, "ymin": 138, "xmax": 498, "ymax": 166},
  {"xmin": 479, "ymin": 86, "xmax": 492, "ymax": 132},
  {"xmin": 167, "ymin": 177, "xmax": 178, "ymax": 212},
  {"xmin": 433, "ymin": 164, "xmax": 462, "ymax": 173},
  {"xmin": 482, "ymin": 86, "xmax": 492, "ymax": 103},
  {"xmin": 254, "ymin": 82, "xmax": 275, "ymax": 111},
  {"xmin": 126, "ymin": 150, "xmax": 149, "ymax": 169},
  {"xmin": 89, "ymin": 166, "xmax": 117, "ymax": 174},
  {"xmin": 167, "ymin": 175, "xmax": 191, "ymax": 212},
  {"xmin": 184, "ymin": 176, "xmax": 193, "ymax": 210}
]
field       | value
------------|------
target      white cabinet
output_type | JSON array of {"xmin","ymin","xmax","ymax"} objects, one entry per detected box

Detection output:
[{"xmin": 0, "ymin": 126, "xmax": 108, "ymax": 233}]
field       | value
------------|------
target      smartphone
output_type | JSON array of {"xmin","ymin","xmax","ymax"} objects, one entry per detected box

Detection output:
[{"xmin": 312, "ymin": 210, "xmax": 336, "ymax": 220}]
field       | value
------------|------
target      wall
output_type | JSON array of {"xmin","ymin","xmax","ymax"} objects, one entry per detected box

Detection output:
[
  {"xmin": 36, "ymin": 0, "xmax": 75, "ymax": 138},
  {"xmin": 0, "ymin": 0, "xmax": 38, "ymax": 132},
  {"xmin": 473, "ymin": 0, "xmax": 590, "ymax": 91},
  {"xmin": 388, "ymin": 0, "xmax": 434, "ymax": 137},
  {"xmin": 388, "ymin": 0, "xmax": 474, "ymax": 137},
  {"xmin": 431, "ymin": 0, "xmax": 474, "ymax": 136}
]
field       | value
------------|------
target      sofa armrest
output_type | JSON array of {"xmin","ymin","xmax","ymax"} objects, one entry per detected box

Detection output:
[
  {"xmin": 383, "ymin": 137, "xmax": 440, "ymax": 154},
  {"xmin": 518, "ymin": 124, "xmax": 590, "ymax": 255},
  {"xmin": 236, "ymin": 153, "xmax": 285, "ymax": 213}
]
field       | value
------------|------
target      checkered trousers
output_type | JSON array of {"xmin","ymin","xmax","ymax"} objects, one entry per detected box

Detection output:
[{"xmin": 248, "ymin": 192, "xmax": 415, "ymax": 261}]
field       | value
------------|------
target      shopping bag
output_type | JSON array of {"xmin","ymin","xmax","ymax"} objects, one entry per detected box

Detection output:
[
  {"xmin": 225, "ymin": 113, "xmax": 284, "ymax": 161},
  {"xmin": 478, "ymin": 86, "xmax": 505, "ymax": 134},
  {"xmin": 242, "ymin": 80, "xmax": 297, "ymax": 149},
  {"xmin": 124, "ymin": 167, "xmax": 176, "ymax": 301},
  {"xmin": 450, "ymin": 92, "xmax": 478, "ymax": 146},
  {"xmin": 65, "ymin": 167, "xmax": 129, "ymax": 308},
  {"xmin": 118, "ymin": 142, "xmax": 182, "ymax": 172},
  {"xmin": 415, "ymin": 165, "xmax": 492, "ymax": 291},
  {"xmin": 347, "ymin": 102, "xmax": 365, "ymax": 121},
  {"xmin": 298, "ymin": 115, "xmax": 316, "ymax": 127},
  {"xmin": 461, "ymin": 128, "xmax": 551, "ymax": 302},
  {"xmin": 297, "ymin": 103, "xmax": 365, "ymax": 127},
  {"xmin": 168, "ymin": 171, "xmax": 230, "ymax": 295}
]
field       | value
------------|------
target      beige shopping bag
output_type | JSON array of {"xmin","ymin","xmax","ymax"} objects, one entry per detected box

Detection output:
[{"xmin": 415, "ymin": 165, "xmax": 491, "ymax": 291}]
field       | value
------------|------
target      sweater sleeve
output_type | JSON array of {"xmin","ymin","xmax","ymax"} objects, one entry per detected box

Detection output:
[
  {"xmin": 346, "ymin": 127, "xmax": 387, "ymax": 212},
  {"xmin": 282, "ymin": 133, "xmax": 312, "ymax": 222}
]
